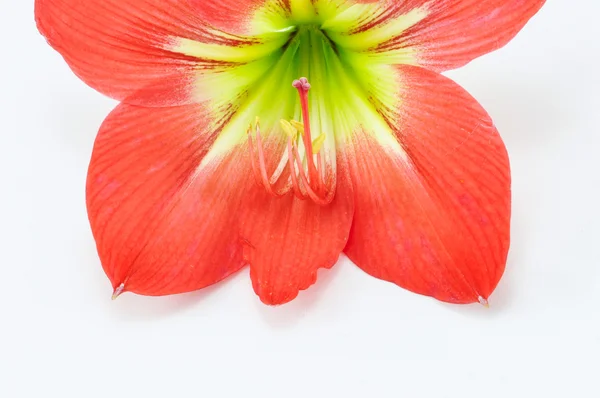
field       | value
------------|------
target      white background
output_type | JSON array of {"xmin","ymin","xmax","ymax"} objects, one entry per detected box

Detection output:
[{"xmin": 1, "ymin": 1, "xmax": 599, "ymax": 397}]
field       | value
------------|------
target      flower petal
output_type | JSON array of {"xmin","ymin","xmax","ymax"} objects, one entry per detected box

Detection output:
[
  {"xmin": 35, "ymin": 0, "xmax": 250, "ymax": 104},
  {"xmin": 344, "ymin": 65, "xmax": 511, "ymax": 304},
  {"xmin": 87, "ymin": 101, "xmax": 249, "ymax": 296},
  {"xmin": 338, "ymin": 0, "xmax": 545, "ymax": 71},
  {"xmin": 239, "ymin": 145, "xmax": 354, "ymax": 305},
  {"xmin": 193, "ymin": 0, "xmax": 270, "ymax": 34}
]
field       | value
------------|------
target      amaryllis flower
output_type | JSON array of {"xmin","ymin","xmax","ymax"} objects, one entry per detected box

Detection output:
[{"xmin": 36, "ymin": 0, "xmax": 545, "ymax": 305}]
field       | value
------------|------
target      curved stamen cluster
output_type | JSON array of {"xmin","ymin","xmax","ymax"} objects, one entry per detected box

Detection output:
[{"xmin": 247, "ymin": 77, "xmax": 336, "ymax": 205}]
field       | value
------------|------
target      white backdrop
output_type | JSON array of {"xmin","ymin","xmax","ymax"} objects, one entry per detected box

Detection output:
[{"xmin": 1, "ymin": 1, "xmax": 599, "ymax": 397}]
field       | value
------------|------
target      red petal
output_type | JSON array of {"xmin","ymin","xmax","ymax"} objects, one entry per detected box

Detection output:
[
  {"xmin": 192, "ymin": 0, "xmax": 270, "ymax": 34},
  {"xmin": 87, "ymin": 102, "xmax": 248, "ymax": 296},
  {"xmin": 376, "ymin": 0, "xmax": 545, "ymax": 71},
  {"xmin": 35, "ymin": 0, "xmax": 242, "ymax": 104},
  {"xmin": 344, "ymin": 65, "xmax": 511, "ymax": 304},
  {"xmin": 239, "ymin": 148, "xmax": 354, "ymax": 305}
]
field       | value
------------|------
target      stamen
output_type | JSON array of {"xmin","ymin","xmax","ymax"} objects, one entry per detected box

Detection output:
[
  {"xmin": 291, "ymin": 140, "xmax": 334, "ymax": 205},
  {"xmin": 247, "ymin": 77, "xmax": 336, "ymax": 205},
  {"xmin": 247, "ymin": 119, "xmax": 284, "ymax": 197},
  {"xmin": 254, "ymin": 123, "xmax": 274, "ymax": 192},
  {"xmin": 287, "ymin": 137, "xmax": 306, "ymax": 200}
]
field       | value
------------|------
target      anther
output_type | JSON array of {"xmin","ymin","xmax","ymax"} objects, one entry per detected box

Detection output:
[
  {"xmin": 290, "ymin": 120, "xmax": 304, "ymax": 134},
  {"xmin": 280, "ymin": 119, "xmax": 297, "ymax": 139},
  {"xmin": 312, "ymin": 134, "xmax": 326, "ymax": 154}
]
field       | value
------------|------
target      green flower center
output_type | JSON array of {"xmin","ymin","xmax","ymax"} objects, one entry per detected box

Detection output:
[{"xmin": 169, "ymin": 0, "xmax": 428, "ymax": 202}]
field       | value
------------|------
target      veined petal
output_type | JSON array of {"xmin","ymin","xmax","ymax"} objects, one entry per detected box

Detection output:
[
  {"xmin": 344, "ymin": 65, "xmax": 511, "ymax": 304},
  {"xmin": 239, "ymin": 136, "xmax": 354, "ymax": 305},
  {"xmin": 87, "ymin": 101, "xmax": 249, "ymax": 296},
  {"xmin": 35, "ymin": 0, "xmax": 257, "ymax": 104},
  {"xmin": 193, "ymin": 0, "xmax": 272, "ymax": 34},
  {"xmin": 337, "ymin": 0, "xmax": 545, "ymax": 71}
]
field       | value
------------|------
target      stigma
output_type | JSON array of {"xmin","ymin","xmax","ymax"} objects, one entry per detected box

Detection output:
[{"xmin": 247, "ymin": 77, "xmax": 336, "ymax": 205}]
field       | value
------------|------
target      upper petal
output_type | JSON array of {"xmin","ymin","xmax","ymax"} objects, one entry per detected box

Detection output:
[
  {"xmin": 87, "ymin": 101, "xmax": 249, "ymax": 296},
  {"xmin": 344, "ymin": 65, "xmax": 511, "ymax": 304},
  {"xmin": 192, "ymin": 0, "xmax": 270, "ymax": 34},
  {"xmin": 35, "ymin": 0, "xmax": 253, "ymax": 104},
  {"xmin": 335, "ymin": 0, "xmax": 545, "ymax": 72}
]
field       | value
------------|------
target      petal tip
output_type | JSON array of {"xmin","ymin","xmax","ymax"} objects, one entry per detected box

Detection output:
[
  {"xmin": 111, "ymin": 283, "xmax": 125, "ymax": 301},
  {"xmin": 478, "ymin": 296, "xmax": 490, "ymax": 308}
]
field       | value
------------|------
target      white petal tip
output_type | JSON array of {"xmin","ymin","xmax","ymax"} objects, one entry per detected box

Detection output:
[
  {"xmin": 112, "ymin": 283, "xmax": 125, "ymax": 301},
  {"xmin": 478, "ymin": 296, "xmax": 490, "ymax": 308}
]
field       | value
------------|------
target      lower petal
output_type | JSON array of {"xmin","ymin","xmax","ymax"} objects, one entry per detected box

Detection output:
[
  {"xmin": 344, "ymin": 65, "xmax": 511, "ymax": 304},
  {"xmin": 239, "ymin": 144, "xmax": 354, "ymax": 305},
  {"xmin": 87, "ymin": 102, "xmax": 249, "ymax": 296}
]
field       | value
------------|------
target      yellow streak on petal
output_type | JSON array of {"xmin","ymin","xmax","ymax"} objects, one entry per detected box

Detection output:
[
  {"xmin": 320, "ymin": 3, "xmax": 372, "ymax": 32},
  {"xmin": 290, "ymin": 0, "xmax": 318, "ymax": 22},
  {"xmin": 328, "ymin": 7, "xmax": 428, "ymax": 52},
  {"xmin": 169, "ymin": 35, "xmax": 289, "ymax": 63}
]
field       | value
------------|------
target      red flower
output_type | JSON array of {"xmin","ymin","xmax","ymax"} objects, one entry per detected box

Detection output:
[{"xmin": 36, "ymin": 0, "xmax": 545, "ymax": 305}]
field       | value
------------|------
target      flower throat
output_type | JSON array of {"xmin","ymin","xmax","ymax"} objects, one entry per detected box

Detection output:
[{"xmin": 247, "ymin": 76, "xmax": 336, "ymax": 205}]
